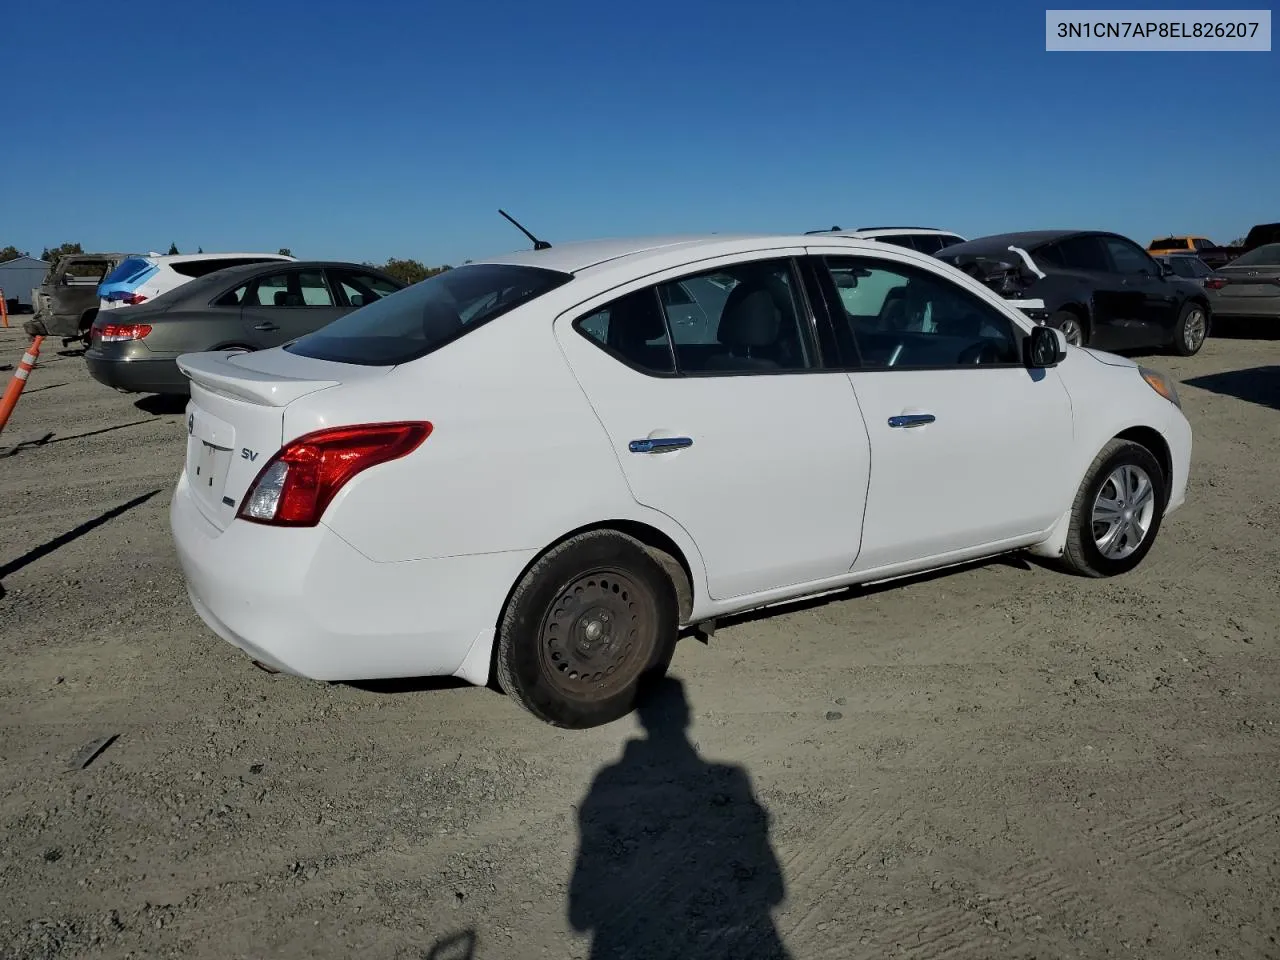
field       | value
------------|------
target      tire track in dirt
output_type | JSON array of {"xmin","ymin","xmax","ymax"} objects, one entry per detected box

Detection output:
[{"xmin": 1098, "ymin": 798, "xmax": 1280, "ymax": 879}]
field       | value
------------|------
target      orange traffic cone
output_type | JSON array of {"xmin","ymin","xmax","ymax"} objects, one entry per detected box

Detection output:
[{"xmin": 0, "ymin": 335, "xmax": 45, "ymax": 436}]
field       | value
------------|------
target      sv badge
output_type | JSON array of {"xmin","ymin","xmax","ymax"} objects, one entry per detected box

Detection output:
[{"xmin": 241, "ymin": 448, "xmax": 259, "ymax": 462}]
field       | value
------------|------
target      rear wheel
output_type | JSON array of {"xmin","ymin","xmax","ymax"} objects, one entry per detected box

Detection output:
[
  {"xmin": 1060, "ymin": 439, "xmax": 1167, "ymax": 578},
  {"xmin": 1171, "ymin": 302, "xmax": 1208, "ymax": 356},
  {"xmin": 496, "ymin": 530, "xmax": 678, "ymax": 728},
  {"xmin": 1050, "ymin": 310, "xmax": 1087, "ymax": 347}
]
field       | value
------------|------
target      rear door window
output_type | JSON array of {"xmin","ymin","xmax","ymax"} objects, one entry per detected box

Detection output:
[{"xmin": 286, "ymin": 263, "xmax": 572, "ymax": 365}]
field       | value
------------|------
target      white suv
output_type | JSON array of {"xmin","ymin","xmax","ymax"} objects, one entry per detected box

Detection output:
[
  {"xmin": 805, "ymin": 226, "xmax": 966, "ymax": 255},
  {"xmin": 97, "ymin": 252, "xmax": 295, "ymax": 311}
]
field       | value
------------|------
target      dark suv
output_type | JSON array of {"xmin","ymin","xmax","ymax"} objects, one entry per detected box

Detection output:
[{"xmin": 936, "ymin": 230, "xmax": 1212, "ymax": 355}]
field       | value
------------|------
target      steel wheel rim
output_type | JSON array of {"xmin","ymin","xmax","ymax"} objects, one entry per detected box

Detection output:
[
  {"xmin": 1183, "ymin": 308, "xmax": 1206, "ymax": 351},
  {"xmin": 1059, "ymin": 317, "xmax": 1083, "ymax": 346},
  {"xmin": 538, "ymin": 568, "xmax": 655, "ymax": 700},
  {"xmin": 1092, "ymin": 464, "xmax": 1156, "ymax": 560}
]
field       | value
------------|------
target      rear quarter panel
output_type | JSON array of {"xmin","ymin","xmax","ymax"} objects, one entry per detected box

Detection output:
[{"xmin": 289, "ymin": 304, "xmax": 707, "ymax": 584}]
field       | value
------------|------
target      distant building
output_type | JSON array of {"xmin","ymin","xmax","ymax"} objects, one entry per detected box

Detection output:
[{"xmin": 0, "ymin": 255, "xmax": 51, "ymax": 310}]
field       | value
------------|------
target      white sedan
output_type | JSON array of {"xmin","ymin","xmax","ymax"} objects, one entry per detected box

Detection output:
[{"xmin": 170, "ymin": 234, "xmax": 1192, "ymax": 728}]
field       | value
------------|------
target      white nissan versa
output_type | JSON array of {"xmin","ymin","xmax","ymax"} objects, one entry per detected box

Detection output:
[{"xmin": 170, "ymin": 233, "xmax": 1192, "ymax": 728}]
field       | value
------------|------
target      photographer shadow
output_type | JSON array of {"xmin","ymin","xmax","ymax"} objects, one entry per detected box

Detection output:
[{"xmin": 568, "ymin": 677, "xmax": 791, "ymax": 959}]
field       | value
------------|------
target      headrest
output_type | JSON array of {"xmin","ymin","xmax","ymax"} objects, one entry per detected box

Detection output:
[{"xmin": 716, "ymin": 284, "xmax": 780, "ymax": 348}]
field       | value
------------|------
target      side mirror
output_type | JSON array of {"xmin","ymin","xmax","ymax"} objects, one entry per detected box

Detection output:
[
  {"xmin": 349, "ymin": 294, "xmax": 366, "ymax": 307},
  {"xmin": 1157, "ymin": 259, "xmax": 1174, "ymax": 277},
  {"xmin": 1025, "ymin": 324, "xmax": 1067, "ymax": 368}
]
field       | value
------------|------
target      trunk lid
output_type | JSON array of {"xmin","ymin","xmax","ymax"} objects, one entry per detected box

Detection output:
[
  {"xmin": 1215, "ymin": 267, "xmax": 1280, "ymax": 298},
  {"xmin": 177, "ymin": 349, "xmax": 391, "ymax": 530}
]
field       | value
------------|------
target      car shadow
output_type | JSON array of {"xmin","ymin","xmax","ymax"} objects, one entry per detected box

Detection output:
[
  {"xmin": 1210, "ymin": 318, "xmax": 1280, "ymax": 341},
  {"xmin": 705, "ymin": 553, "xmax": 1035, "ymax": 633},
  {"xmin": 342, "ymin": 676, "xmax": 473, "ymax": 695},
  {"xmin": 1183, "ymin": 366, "xmax": 1280, "ymax": 411},
  {"xmin": 568, "ymin": 676, "xmax": 791, "ymax": 959},
  {"xmin": 134, "ymin": 394, "xmax": 189, "ymax": 415}
]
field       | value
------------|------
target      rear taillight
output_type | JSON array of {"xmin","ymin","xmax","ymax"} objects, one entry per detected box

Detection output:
[
  {"xmin": 238, "ymin": 422, "xmax": 432, "ymax": 526},
  {"xmin": 119, "ymin": 292, "xmax": 148, "ymax": 305},
  {"xmin": 1204, "ymin": 277, "xmax": 1227, "ymax": 290},
  {"xmin": 95, "ymin": 322, "xmax": 153, "ymax": 342}
]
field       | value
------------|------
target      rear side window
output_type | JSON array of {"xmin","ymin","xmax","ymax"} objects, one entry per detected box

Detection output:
[
  {"xmin": 102, "ymin": 257, "xmax": 153, "ymax": 284},
  {"xmin": 874, "ymin": 234, "xmax": 921, "ymax": 251},
  {"xmin": 1055, "ymin": 236, "xmax": 1110, "ymax": 272},
  {"xmin": 286, "ymin": 264, "xmax": 572, "ymax": 366}
]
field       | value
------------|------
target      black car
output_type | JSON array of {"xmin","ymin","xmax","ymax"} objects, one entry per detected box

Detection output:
[
  {"xmin": 935, "ymin": 230, "xmax": 1212, "ymax": 355},
  {"xmin": 84, "ymin": 261, "xmax": 405, "ymax": 395}
]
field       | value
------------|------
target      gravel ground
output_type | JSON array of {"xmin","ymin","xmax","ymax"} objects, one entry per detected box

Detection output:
[{"xmin": 1, "ymin": 325, "xmax": 1277, "ymax": 960}]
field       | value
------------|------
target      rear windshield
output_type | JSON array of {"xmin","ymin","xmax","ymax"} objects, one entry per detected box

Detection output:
[
  {"xmin": 285, "ymin": 263, "xmax": 573, "ymax": 366},
  {"xmin": 171, "ymin": 256, "xmax": 284, "ymax": 278},
  {"xmin": 102, "ymin": 256, "xmax": 153, "ymax": 285},
  {"xmin": 1230, "ymin": 243, "xmax": 1280, "ymax": 266},
  {"xmin": 1148, "ymin": 238, "xmax": 1187, "ymax": 251}
]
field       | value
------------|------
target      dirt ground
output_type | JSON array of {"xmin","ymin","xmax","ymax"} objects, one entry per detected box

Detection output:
[{"xmin": 0, "ymin": 324, "xmax": 1277, "ymax": 960}]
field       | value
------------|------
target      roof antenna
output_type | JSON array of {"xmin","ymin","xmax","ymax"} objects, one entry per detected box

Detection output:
[{"xmin": 498, "ymin": 209, "xmax": 551, "ymax": 250}]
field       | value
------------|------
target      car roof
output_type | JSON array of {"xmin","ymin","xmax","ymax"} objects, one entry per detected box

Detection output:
[
  {"xmin": 934, "ymin": 230, "xmax": 1103, "ymax": 256},
  {"xmin": 474, "ymin": 233, "xmax": 929, "ymax": 275},
  {"xmin": 146, "ymin": 252, "xmax": 294, "ymax": 264}
]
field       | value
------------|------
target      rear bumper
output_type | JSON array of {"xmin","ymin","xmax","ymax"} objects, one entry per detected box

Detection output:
[
  {"xmin": 169, "ymin": 472, "xmax": 533, "ymax": 683},
  {"xmin": 85, "ymin": 351, "xmax": 189, "ymax": 395},
  {"xmin": 30, "ymin": 312, "xmax": 82, "ymax": 338},
  {"xmin": 1207, "ymin": 297, "xmax": 1280, "ymax": 320}
]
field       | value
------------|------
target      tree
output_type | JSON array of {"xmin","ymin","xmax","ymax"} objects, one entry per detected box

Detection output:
[
  {"xmin": 40, "ymin": 242, "xmax": 84, "ymax": 268},
  {"xmin": 380, "ymin": 259, "xmax": 452, "ymax": 285},
  {"xmin": 167, "ymin": 242, "xmax": 180, "ymax": 255},
  {"xmin": 278, "ymin": 247, "xmax": 293, "ymax": 257},
  {"xmin": 0, "ymin": 245, "xmax": 29, "ymax": 263}
]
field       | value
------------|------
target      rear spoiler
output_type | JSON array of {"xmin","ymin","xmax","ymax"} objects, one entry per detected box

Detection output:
[{"xmin": 176, "ymin": 351, "xmax": 339, "ymax": 407}]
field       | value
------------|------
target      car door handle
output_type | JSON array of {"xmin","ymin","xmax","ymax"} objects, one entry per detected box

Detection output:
[
  {"xmin": 253, "ymin": 322, "xmax": 279, "ymax": 332},
  {"xmin": 629, "ymin": 437, "xmax": 693, "ymax": 454},
  {"xmin": 887, "ymin": 414, "xmax": 935, "ymax": 428}
]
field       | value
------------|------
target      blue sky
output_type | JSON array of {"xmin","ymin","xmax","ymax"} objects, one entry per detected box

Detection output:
[{"xmin": 2, "ymin": 0, "xmax": 1275, "ymax": 265}]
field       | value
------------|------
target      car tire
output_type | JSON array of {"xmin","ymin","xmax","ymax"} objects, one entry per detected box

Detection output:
[
  {"xmin": 1171, "ymin": 302, "xmax": 1209, "ymax": 356},
  {"xmin": 1060, "ymin": 439, "xmax": 1167, "ymax": 578},
  {"xmin": 1050, "ymin": 310, "xmax": 1087, "ymax": 347},
  {"xmin": 495, "ymin": 530, "xmax": 679, "ymax": 729}
]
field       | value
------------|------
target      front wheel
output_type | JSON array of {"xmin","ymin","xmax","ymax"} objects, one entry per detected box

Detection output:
[
  {"xmin": 495, "ymin": 530, "xmax": 679, "ymax": 728},
  {"xmin": 1060, "ymin": 439, "xmax": 1167, "ymax": 578},
  {"xmin": 1050, "ymin": 310, "xmax": 1087, "ymax": 347},
  {"xmin": 1171, "ymin": 302, "xmax": 1209, "ymax": 356}
]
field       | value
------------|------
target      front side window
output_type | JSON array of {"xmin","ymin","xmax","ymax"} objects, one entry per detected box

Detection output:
[
  {"xmin": 1192, "ymin": 238, "xmax": 1212, "ymax": 251},
  {"xmin": 1104, "ymin": 237, "xmax": 1155, "ymax": 275},
  {"xmin": 1167, "ymin": 257, "xmax": 1196, "ymax": 279},
  {"xmin": 330, "ymin": 269, "xmax": 402, "ymax": 307},
  {"xmin": 820, "ymin": 256, "xmax": 1021, "ymax": 368},
  {"xmin": 287, "ymin": 263, "xmax": 572, "ymax": 366}
]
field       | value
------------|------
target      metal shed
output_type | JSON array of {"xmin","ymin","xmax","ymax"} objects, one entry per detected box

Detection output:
[{"xmin": 0, "ymin": 255, "xmax": 51, "ymax": 311}]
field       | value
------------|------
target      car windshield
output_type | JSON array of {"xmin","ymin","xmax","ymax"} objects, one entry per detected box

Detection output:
[
  {"xmin": 1230, "ymin": 243, "xmax": 1280, "ymax": 266},
  {"xmin": 285, "ymin": 263, "xmax": 573, "ymax": 366}
]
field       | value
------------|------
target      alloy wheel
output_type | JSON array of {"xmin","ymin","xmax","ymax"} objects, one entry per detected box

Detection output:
[{"xmin": 1092, "ymin": 464, "xmax": 1156, "ymax": 560}]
